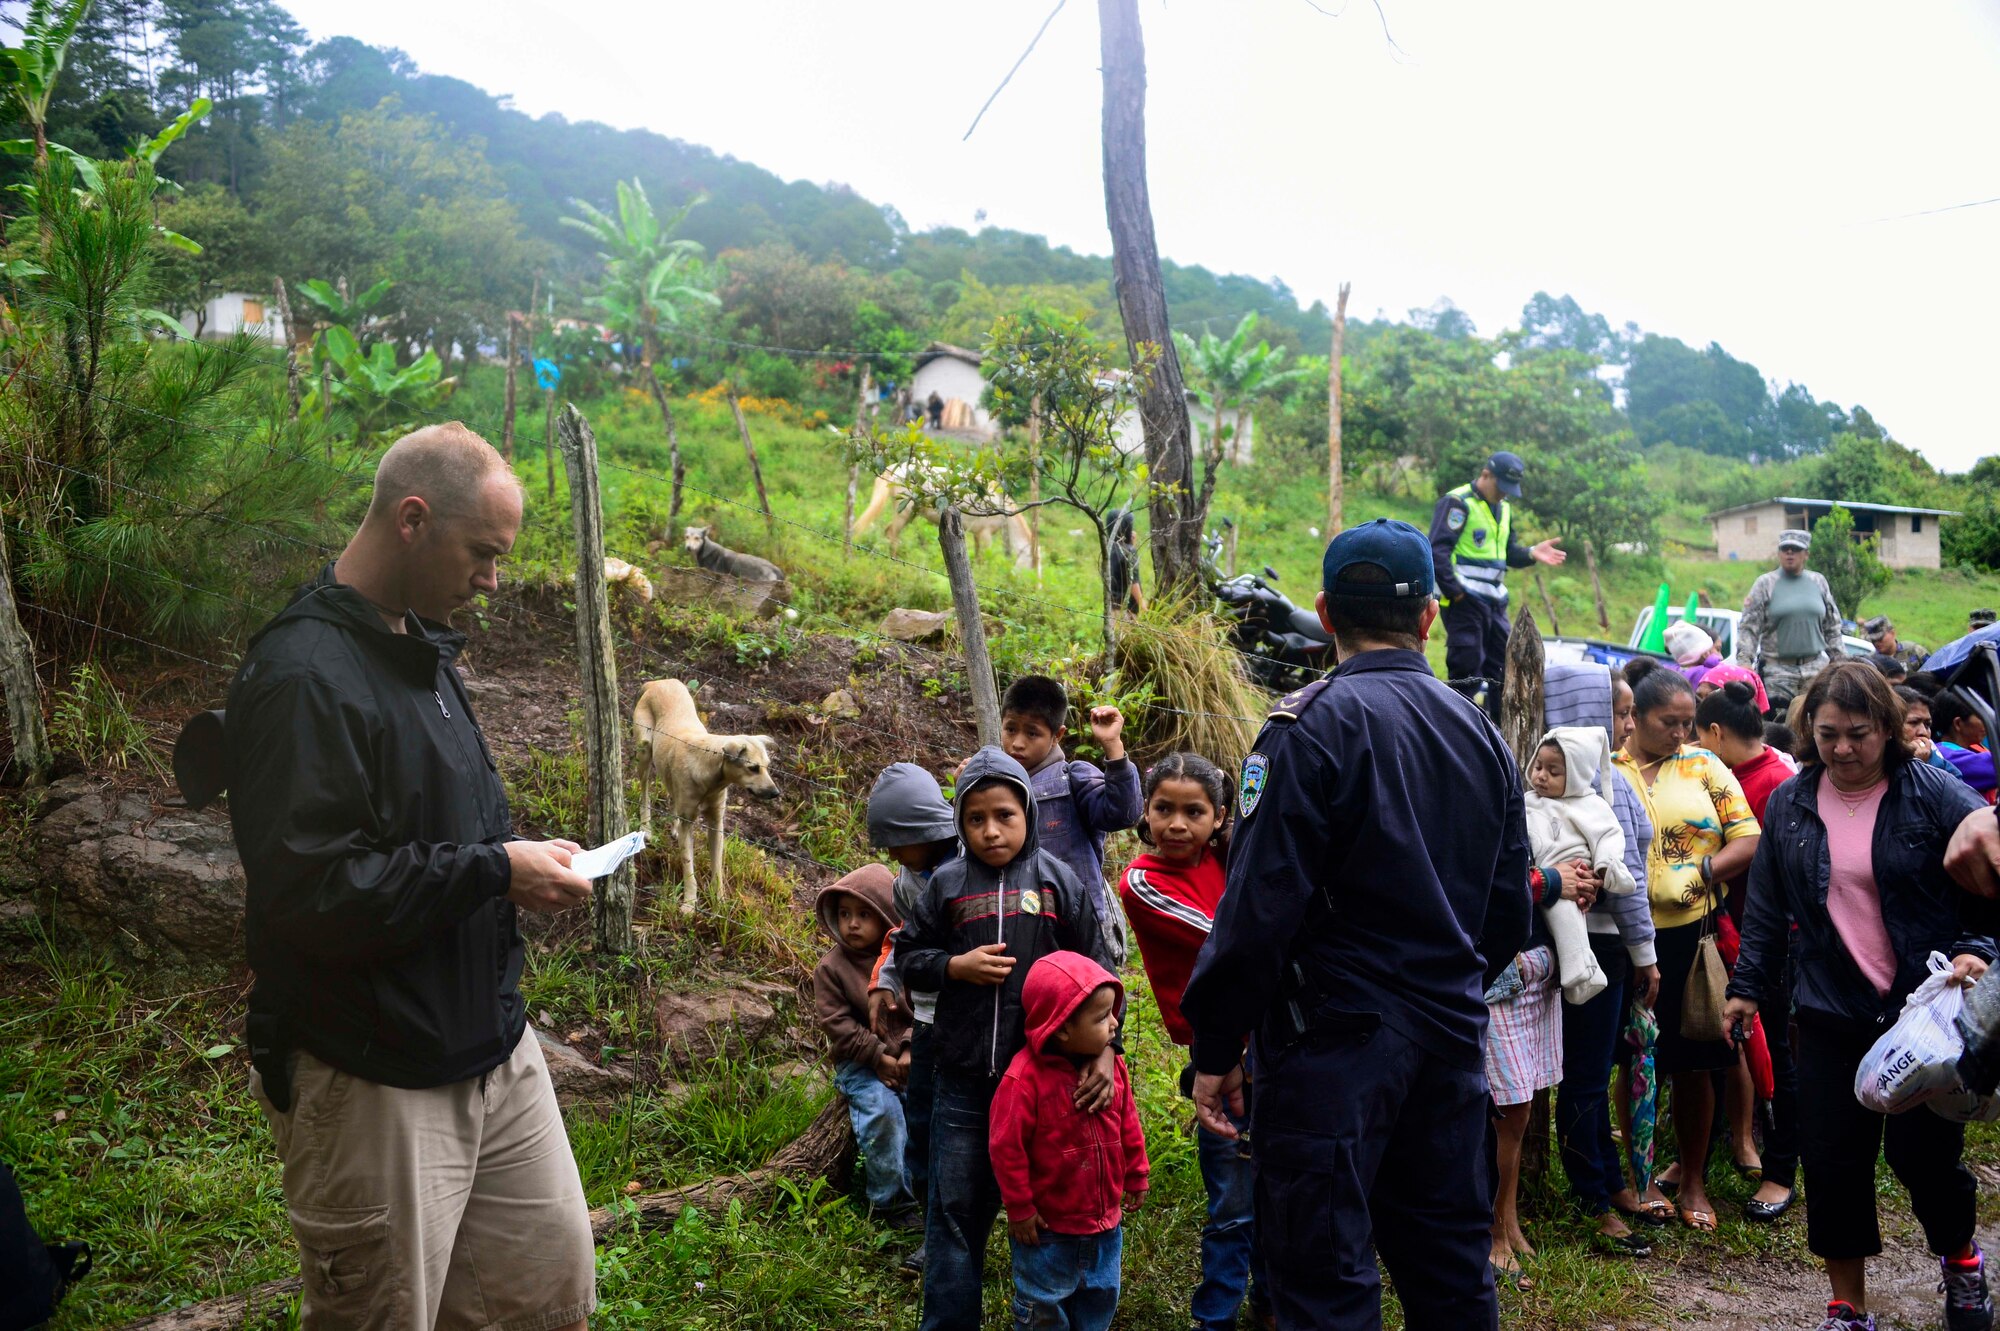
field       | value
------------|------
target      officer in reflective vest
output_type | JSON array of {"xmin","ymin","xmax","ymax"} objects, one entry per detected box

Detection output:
[{"xmin": 1427, "ymin": 451, "xmax": 1566, "ymax": 683}]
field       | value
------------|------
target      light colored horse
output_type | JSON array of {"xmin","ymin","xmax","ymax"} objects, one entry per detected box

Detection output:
[{"xmin": 851, "ymin": 466, "xmax": 1035, "ymax": 569}]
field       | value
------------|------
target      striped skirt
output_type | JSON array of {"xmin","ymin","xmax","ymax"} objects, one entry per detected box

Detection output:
[{"xmin": 1484, "ymin": 946, "xmax": 1563, "ymax": 1106}]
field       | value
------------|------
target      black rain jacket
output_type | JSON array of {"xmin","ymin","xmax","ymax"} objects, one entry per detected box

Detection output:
[
  {"xmin": 1730, "ymin": 758, "xmax": 1993, "ymax": 1029},
  {"xmin": 227, "ymin": 565, "xmax": 521, "ymax": 1089}
]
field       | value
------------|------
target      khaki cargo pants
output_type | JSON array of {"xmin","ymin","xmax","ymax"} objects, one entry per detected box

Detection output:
[
  {"xmin": 1758, "ymin": 652, "xmax": 1830, "ymax": 711},
  {"xmin": 251, "ymin": 1025, "xmax": 597, "ymax": 1330}
]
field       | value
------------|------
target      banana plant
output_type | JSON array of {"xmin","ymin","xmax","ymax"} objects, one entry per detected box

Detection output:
[
  {"xmin": 301, "ymin": 324, "xmax": 456, "ymax": 443},
  {"xmin": 294, "ymin": 278, "xmax": 395, "ymax": 344},
  {"xmin": 3, "ymin": 95, "xmax": 213, "ymax": 254},
  {"xmin": 0, "ymin": 0, "xmax": 92, "ymax": 166}
]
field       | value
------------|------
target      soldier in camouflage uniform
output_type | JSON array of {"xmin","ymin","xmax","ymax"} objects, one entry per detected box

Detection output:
[
  {"xmin": 1864, "ymin": 616, "xmax": 1927, "ymax": 672},
  {"xmin": 1735, "ymin": 529, "xmax": 1842, "ymax": 712}
]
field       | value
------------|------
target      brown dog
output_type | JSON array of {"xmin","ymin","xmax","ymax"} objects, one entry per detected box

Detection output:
[{"xmin": 632, "ymin": 679, "xmax": 780, "ymax": 914}]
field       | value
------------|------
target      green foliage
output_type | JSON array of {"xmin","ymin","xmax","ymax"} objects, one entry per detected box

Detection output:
[
  {"xmin": 1173, "ymin": 311, "xmax": 1311, "ymax": 464},
  {"xmin": 564, "ymin": 179, "xmax": 719, "ymax": 412},
  {"xmin": 1944, "ymin": 456, "xmax": 2000, "ymax": 570},
  {"xmin": 303, "ymin": 321, "xmax": 455, "ymax": 442},
  {"xmin": 0, "ymin": 0, "xmax": 93, "ymax": 159},
  {"xmin": 1104, "ymin": 595, "xmax": 1261, "ymax": 762},
  {"xmin": 934, "ymin": 270, "xmax": 1116, "ymax": 351},
  {"xmin": 48, "ymin": 662, "xmax": 160, "ymax": 775},
  {"xmin": 4, "ymin": 152, "xmax": 340, "ymax": 643},
  {"xmin": 1811, "ymin": 504, "xmax": 1893, "ymax": 618}
]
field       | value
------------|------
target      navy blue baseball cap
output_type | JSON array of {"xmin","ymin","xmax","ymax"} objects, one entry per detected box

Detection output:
[
  {"xmin": 1486, "ymin": 451, "xmax": 1526, "ymax": 498},
  {"xmin": 1322, "ymin": 518, "xmax": 1436, "ymax": 600}
]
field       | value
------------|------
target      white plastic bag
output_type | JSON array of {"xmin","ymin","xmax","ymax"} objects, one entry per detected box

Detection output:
[
  {"xmin": 1855, "ymin": 952, "xmax": 1966, "ymax": 1114},
  {"xmin": 1927, "ymin": 1084, "xmax": 2000, "ymax": 1124}
]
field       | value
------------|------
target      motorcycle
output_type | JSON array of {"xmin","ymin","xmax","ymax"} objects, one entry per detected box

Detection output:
[{"xmin": 1206, "ymin": 528, "xmax": 1336, "ymax": 694}]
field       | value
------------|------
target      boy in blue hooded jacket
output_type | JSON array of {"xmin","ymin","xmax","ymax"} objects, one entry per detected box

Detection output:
[{"xmin": 894, "ymin": 746, "xmax": 1118, "ymax": 1331}]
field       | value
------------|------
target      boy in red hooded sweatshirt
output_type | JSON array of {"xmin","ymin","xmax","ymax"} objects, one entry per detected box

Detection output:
[{"xmin": 989, "ymin": 951, "xmax": 1149, "ymax": 1331}]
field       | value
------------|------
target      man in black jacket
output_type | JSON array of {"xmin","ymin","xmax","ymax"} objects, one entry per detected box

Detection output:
[{"xmin": 228, "ymin": 422, "xmax": 598, "ymax": 1329}]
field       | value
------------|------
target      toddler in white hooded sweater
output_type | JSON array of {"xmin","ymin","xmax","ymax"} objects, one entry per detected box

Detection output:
[{"xmin": 1526, "ymin": 725, "xmax": 1639, "ymax": 1004}]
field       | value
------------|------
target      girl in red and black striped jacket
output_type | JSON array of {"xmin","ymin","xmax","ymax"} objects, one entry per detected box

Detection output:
[{"xmin": 1117, "ymin": 753, "xmax": 1269, "ymax": 1331}]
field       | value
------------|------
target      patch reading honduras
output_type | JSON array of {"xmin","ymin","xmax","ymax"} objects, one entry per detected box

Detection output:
[
  {"xmin": 1446, "ymin": 505, "xmax": 1467, "ymax": 532},
  {"xmin": 1239, "ymin": 752, "xmax": 1270, "ymax": 818}
]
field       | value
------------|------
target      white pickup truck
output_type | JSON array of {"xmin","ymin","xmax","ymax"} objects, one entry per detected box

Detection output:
[{"xmin": 1544, "ymin": 606, "xmax": 1873, "ymax": 671}]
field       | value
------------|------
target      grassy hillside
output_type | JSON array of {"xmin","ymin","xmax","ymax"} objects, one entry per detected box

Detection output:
[{"xmin": 482, "ymin": 374, "xmax": 2000, "ymax": 694}]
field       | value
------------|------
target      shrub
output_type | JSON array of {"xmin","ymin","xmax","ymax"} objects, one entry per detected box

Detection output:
[
  {"xmin": 1109, "ymin": 595, "xmax": 1263, "ymax": 765},
  {"xmin": 49, "ymin": 663, "xmax": 160, "ymax": 776}
]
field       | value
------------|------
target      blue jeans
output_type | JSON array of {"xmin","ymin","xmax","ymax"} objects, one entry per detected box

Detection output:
[
  {"xmin": 1009, "ymin": 1226, "xmax": 1122, "ymax": 1331},
  {"xmin": 1555, "ymin": 933, "xmax": 1630, "ymax": 1214},
  {"xmin": 920, "ymin": 1069, "xmax": 1005, "ymax": 1331},
  {"xmin": 906, "ymin": 1019, "xmax": 936, "ymax": 1209},
  {"xmin": 1194, "ymin": 1110, "xmax": 1266, "ymax": 1329},
  {"xmin": 833, "ymin": 1060, "xmax": 913, "ymax": 1213}
]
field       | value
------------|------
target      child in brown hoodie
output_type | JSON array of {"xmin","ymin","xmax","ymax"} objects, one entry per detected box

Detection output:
[{"xmin": 813, "ymin": 863, "xmax": 920, "ymax": 1227}]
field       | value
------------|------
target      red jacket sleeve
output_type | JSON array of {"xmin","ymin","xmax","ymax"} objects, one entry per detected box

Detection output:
[
  {"xmin": 1116, "ymin": 1062, "xmax": 1150, "ymax": 1196},
  {"xmin": 987, "ymin": 1068, "xmax": 1040, "ymax": 1222}
]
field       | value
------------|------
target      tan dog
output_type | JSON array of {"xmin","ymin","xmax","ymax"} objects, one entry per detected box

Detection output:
[{"xmin": 632, "ymin": 678, "xmax": 780, "ymax": 914}]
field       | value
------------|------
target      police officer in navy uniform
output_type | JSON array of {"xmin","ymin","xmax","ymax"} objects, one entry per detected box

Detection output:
[
  {"xmin": 1182, "ymin": 518, "xmax": 1533, "ymax": 1331},
  {"xmin": 1429, "ymin": 451, "xmax": 1566, "ymax": 684}
]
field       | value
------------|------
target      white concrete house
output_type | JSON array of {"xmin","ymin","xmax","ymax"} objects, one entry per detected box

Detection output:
[
  {"xmin": 909, "ymin": 343, "xmax": 995, "ymax": 439},
  {"xmin": 1705, "ymin": 496, "xmax": 1959, "ymax": 570},
  {"xmin": 181, "ymin": 290, "xmax": 287, "ymax": 343}
]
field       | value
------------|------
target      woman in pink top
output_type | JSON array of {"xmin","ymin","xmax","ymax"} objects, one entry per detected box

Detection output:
[{"xmin": 1725, "ymin": 663, "xmax": 1996, "ymax": 1331}]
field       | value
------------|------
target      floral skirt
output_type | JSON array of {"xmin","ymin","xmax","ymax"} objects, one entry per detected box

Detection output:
[{"xmin": 1485, "ymin": 946, "xmax": 1562, "ymax": 1106}]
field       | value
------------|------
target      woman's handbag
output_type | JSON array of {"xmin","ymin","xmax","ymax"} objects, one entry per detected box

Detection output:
[{"xmin": 1680, "ymin": 876, "xmax": 1731, "ymax": 1043}]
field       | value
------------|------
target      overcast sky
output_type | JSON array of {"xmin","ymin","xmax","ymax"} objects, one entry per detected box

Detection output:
[{"xmin": 277, "ymin": 0, "xmax": 2000, "ymax": 471}]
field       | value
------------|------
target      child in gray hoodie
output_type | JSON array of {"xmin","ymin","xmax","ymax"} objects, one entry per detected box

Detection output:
[{"xmin": 863, "ymin": 762, "xmax": 961, "ymax": 1263}]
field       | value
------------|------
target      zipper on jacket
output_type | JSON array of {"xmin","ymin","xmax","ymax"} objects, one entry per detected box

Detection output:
[
  {"xmin": 434, "ymin": 690, "xmax": 451, "ymax": 718},
  {"xmin": 991, "ymin": 868, "xmax": 1006, "ymax": 1077}
]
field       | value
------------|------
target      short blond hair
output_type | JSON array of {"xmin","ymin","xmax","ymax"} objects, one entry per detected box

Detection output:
[{"xmin": 366, "ymin": 422, "xmax": 517, "ymax": 524}]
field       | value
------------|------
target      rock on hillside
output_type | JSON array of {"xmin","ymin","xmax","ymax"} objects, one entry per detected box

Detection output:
[{"xmin": 36, "ymin": 776, "xmax": 245, "ymax": 966}]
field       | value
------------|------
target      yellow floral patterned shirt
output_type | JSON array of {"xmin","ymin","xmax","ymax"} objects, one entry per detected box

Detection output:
[{"xmin": 1613, "ymin": 744, "xmax": 1761, "ymax": 930}]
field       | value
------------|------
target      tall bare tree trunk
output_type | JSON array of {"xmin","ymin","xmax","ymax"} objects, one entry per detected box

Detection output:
[
  {"xmin": 500, "ymin": 314, "xmax": 520, "ymax": 461},
  {"xmin": 1584, "ymin": 538, "xmax": 1611, "ymax": 631},
  {"xmin": 938, "ymin": 507, "xmax": 1002, "ymax": 747},
  {"xmin": 557, "ymin": 405, "xmax": 634, "ymax": 955},
  {"xmin": 0, "ymin": 518, "xmax": 48, "ymax": 786},
  {"xmin": 1098, "ymin": 0, "xmax": 1198, "ymax": 597},
  {"xmin": 728, "ymin": 390, "xmax": 776, "ymax": 539},
  {"xmin": 845, "ymin": 366, "xmax": 871, "ymax": 557},
  {"xmin": 271, "ymin": 276, "xmax": 301, "ymax": 423},
  {"xmin": 1327, "ymin": 281, "xmax": 1351, "ymax": 537}
]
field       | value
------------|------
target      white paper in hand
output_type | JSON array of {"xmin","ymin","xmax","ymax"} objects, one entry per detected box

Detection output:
[{"xmin": 568, "ymin": 831, "xmax": 647, "ymax": 880}]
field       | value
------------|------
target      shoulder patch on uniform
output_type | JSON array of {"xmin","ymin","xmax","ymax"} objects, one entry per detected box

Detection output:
[
  {"xmin": 1446, "ymin": 506, "xmax": 1466, "ymax": 532},
  {"xmin": 1239, "ymin": 752, "xmax": 1270, "ymax": 818},
  {"xmin": 1268, "ymin": 677, "xmax": 1333, "ymax": 721}
]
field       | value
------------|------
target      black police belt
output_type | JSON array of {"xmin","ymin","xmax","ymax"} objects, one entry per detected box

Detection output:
[{"xmin": 1453, "ymin": 561, "xmax": 1509, "ymax": 604}]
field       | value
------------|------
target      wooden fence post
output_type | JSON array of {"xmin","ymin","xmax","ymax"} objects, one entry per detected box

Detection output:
[
  {"xmin": 1533, "ymin": 567, "xmax": 1562, "ymax": 638},
  {"xmin": 845, "ymin": 366, "xmax": 871, "ymax": 557},
  {"xmin": 1583, "ymin": 538, "xmax": 1611, "ymax": 631},
  {"xmin": 557, "ymin": 405, "xmax": 634, "ymax": 955},
  {"xmin": 1028, "ymin": 393, "xmax": 1043, "ymax": 578},
  {"xmin": 1326, "ymin": 280, "xmax": 1350, "ymax": 537},
  {"xmin": 0, "ymin": 517, "xmax": 49, "ymax": 786},
  {"xmin": 728, "ymin": 390, "xmax": 777, "ymax": 539},
  {"xmin": 1500, "ymin": 607, "xmax": 1552, "ymax": 1189},
  {"xmin": 544, "ymin": 389, "xmax": 558, "ymax": 500},
  {"xmin": 271, "ymin": 276, "xmax": 302, "ymax": 423},
  {"xmin": 937, "ymin": 505, "xmax": 1002, "ymax": 747},
  {"xmin": 500, "ymin": 314, "xmax": 520, "ymax": 461}
]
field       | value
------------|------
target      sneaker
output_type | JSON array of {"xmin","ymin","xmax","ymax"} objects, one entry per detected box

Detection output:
[
  {"xmin": 899, "ymin": 1242, "xmax": 925, "ymax": 1277},
  {"xmin": 1816, "ymin": 1301, "xmax": 1875, "ymax": 1330},
  {"xmin": 879, "ymin": 1206, "xmax": 924, "ymax": 1234},
  {"xmin": 1943, "ymin": 1245, "xmax": 1995, "ymax": 1331}
]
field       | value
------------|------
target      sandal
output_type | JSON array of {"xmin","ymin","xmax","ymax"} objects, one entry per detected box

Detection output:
[
  {"xmin": 1489, "ymin": 1258, "xmax": 1535, "ymax": 1293},
  {"xmin": 1614, "ymin": 1198, "xmax": 1673, "ymax": 1228},
  {"xmin": 1678, "ymin": 1205, "xmax": 1717, "ymax": 1233},
  {"xmin": 1593, "ymin": 1229, "xmax": 1655, "ymax": 1258}
]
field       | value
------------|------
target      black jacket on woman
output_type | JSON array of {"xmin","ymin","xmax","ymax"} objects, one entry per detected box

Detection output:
[{"xmin": 1730, "ymin": 759, "xmax": 1992, "ymax": 1029}]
